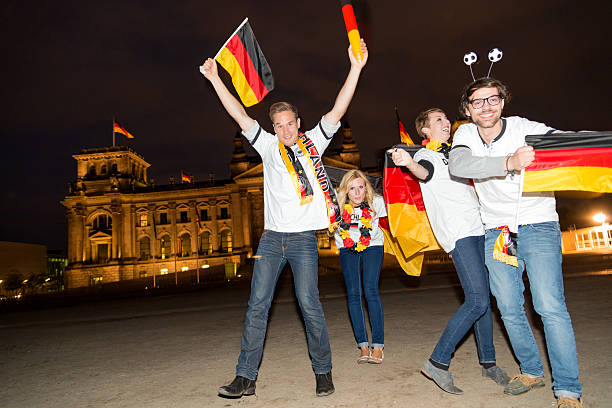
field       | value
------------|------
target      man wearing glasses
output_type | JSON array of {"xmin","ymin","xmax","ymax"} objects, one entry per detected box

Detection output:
[{"xmin": 448, "ymin": 78, "xmax": 583, "ymax": 408}]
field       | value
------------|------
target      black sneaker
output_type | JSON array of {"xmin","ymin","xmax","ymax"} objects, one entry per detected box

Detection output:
[
  {"xmin": 315, "ymin": 371, "xmax": 335, "ymax": 397},
  {"xmin": 218, "ymin": 376, "xmax": 256, "ymax": 398}
]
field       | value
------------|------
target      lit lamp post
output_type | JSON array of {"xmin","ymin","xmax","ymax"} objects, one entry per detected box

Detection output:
[{"xmin": 593, "ymin": 212, "xmax": 607, "ymax": 227}]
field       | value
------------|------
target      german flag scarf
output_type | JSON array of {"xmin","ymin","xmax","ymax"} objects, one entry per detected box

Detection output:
[{"xmin": 279, "ymin": 133, "xmax": 341, "ymax": 231}]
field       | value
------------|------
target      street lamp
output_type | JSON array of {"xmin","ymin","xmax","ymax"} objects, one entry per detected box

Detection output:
[{"xmin": 593, "ymin": 212, "xmax": 607, "ymax": 226}]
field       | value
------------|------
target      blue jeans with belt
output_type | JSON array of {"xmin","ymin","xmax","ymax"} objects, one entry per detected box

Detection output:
[
  {"xmin": 485, "ymin": 221, "xmax": 581, "ymax": 398},
  {"xmin": 430, "ymin": 235, "xmax": 496, "ymax": 366},
  {"xmin": 235, "ymin": 230, "xmax": 332, "ymax": 380},
  {"xmin": 339, "ymin": 245, "xmax": 385, "ymax": 348}
]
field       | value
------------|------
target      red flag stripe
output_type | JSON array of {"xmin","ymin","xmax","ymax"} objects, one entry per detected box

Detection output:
[
  {"xmin": 527, "ymin": 147, "xmax": 612, "ymax": 172},
  {"xmin": 341, "ymin": 4, "xmax": 358, "ymax": 32},
  {"xmin": 383, "ymin": 167, "xmax": 427, "ymax": 210},
  {"xmin": 225, "ymin": 34, "xmax": 269, "ymax": 102}
]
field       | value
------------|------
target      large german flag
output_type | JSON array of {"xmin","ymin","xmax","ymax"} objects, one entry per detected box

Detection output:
[
  {"xmin": 383, "ymin": 145, "xmax": 439, "ymax": 276},
  {"xmin": 524, "ymin": 132, "xmax": 612, "ymax": 193},
  {"xmin": 214, "ymin": 18, "xmax": 274, "ymax": 107},
  {"xmin": 113, "ymin": 121, "xmax": 134, "ymax": 139}
]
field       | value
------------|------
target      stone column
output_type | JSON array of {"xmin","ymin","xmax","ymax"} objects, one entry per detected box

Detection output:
[
  {"xmin": 231, "ymin": 192, "xmax": 243, "ymax": 249},
  {"xmin": 189, "ymin": 200, "xmax": 198, "ymax": 254},
  {"xmin": 169, "ymin": 201, "xmax": 177, "ymax": 255},
  {"xmin": 240, "ymin": 191, "xmax": 252, "ymax": 251},
  {"xmin": 210, "ymin": 199, "xmax": 219, "ymax": 252},
  {"xmin": 111, "ymin": 201, "xmax": 121, "ymax": 259}
]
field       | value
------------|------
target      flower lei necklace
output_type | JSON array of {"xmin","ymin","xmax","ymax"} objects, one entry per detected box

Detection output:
[{"xmin": 338, "ymin": 201, "xmax": 373, "ymax": 252}]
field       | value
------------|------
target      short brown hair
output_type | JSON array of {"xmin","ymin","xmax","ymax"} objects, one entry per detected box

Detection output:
[
  {"xmin": 269, "ymin": 102, "xmax": 298, "ymax": 122},
  {"xmin": 459, "ymin": 77, "xmax": 511, "ymax": 117},
  {"xmin": 415, "ymin": 108, "xmax": 445, "ymax": 138}
]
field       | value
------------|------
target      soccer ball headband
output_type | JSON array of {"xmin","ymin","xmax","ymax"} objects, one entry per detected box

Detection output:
[{"xmin": 463, "ymin": 48, "xmax": 503, "ymax": 81}]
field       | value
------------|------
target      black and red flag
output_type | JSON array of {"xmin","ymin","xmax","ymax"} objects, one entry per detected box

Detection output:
[{"xmin": 213, "ymin": 18, "xmax": 274, "ymax": 107}]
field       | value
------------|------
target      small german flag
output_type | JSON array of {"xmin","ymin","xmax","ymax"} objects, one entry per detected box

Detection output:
[
  {"xmin": 214, "ymin": 18, "xmax": 274, "ymax": 107},
  {"xmin": 113, "ymin": 121, "xmax": 134, "ymax": 139},
  {"xmin": 524, "ymin": 131, "xmax": 612, "ymax": 193},
  {"xmin": 396, "ymin": 109, "xmax": 415, "ymax": 145},
  {"xmin": 382, "ymin": 145, "xmax": 439, "ymax": 276},
  {"xmin": 181, "ymin": 172, "xmax": 192, "ymax": 183}
]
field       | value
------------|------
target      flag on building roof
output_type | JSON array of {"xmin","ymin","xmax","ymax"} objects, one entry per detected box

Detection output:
[
  {"xmin": 181, "ymin": 172, "xmax": 192, "ymax": 183},
  {"xmin": 113, "ymin": 121, "xmax": 134, "ymax": 139},
  {"xmin": 212, "ymin": 18, "xmax": 274, "ymax": 107},
  {"xmin": 382, "ymin": 145, "xmax": 439, "ymax": 276},
  {"xmin": 396, "ymin": 108, "xmax": 415, "ymax": 145},
  {"xmin": 524, "ymin": 131, "xmax": 612, "ymax": 193}
]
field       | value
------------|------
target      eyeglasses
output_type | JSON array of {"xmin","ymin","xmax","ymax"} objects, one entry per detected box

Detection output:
[{"xmin": 468, "ymin": 95, "xmax": 503, "ymax": 109}]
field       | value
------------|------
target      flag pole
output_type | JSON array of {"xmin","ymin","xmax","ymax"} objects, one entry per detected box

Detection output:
[
  {"xmin": 112, "ymin": 116, "xmax": 115, "ymax": 147},
  {"xmin": 214, "ymin": 17, "xmax": 249, "ymax": 59}
]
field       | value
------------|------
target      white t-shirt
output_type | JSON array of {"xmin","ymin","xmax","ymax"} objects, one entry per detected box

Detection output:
[
  {"xmin": 413, "ymin": 148, "xmax": 483, "ymax": 253},
  {"xmin": 452, "ymin": 116, "xmax": 558, "ymax": 230},
  {"xmin": 334, "ymin": 195, "xmax": 386, "ymax": 249},
  {"xmin": 242, "ymin": 117, "xmax": 340, "ymax": 232}
]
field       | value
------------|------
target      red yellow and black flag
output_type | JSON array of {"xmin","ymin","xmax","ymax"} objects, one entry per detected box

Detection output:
[
  {"xmin": 113, "ymin": 121, "xmax": 134, "ymax": 139},
  {"xmin": 524, "ymin": 131, "xmax": 612, "ymax": 193},
  {"xmin": 395, "ymin": 108, "xmax": 415, "ymax": 145},
  {"xmin": 181, "ymin": 172, "xmax": 192, "ymax": 183},
  {"xmin": 382, "ymin": 145, "xmax": 439, "ymax": 276},
  {"xmin": 213, "ymin": 18, "xmax": 274, "ymax": 107}
]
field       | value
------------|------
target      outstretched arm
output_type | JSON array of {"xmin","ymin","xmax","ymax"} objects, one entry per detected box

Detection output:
[
  {"xmin": 200, "ymin": 58, "xmax": 256, "ymax": 131},
  {"xmin": 323, "ymin": 39, "xmax": 369, "ymax": 126}
]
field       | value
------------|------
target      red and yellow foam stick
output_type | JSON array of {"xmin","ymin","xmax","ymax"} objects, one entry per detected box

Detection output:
[{"xmin": 340, "ymin": 0, "xmax": 362, "ymax": 61}]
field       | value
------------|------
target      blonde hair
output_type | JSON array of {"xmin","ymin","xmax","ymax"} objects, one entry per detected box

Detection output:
[{"xmin": 337, "ymin": 169, "xmax": 376, "ymax": 212}]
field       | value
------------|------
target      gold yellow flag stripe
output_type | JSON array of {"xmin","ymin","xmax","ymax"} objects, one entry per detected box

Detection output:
[
  {"xmin": 216, "ymin": 47, "xmax": 259, "ymax": 107},
  {"xmin": 524, "ymin": 166, "xmax": 612, "ymax": 193}
]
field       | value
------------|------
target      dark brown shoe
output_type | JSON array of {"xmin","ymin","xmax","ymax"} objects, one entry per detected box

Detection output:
[{"xmin": 315, "ymin": 371, "xmax": 335, "ymax": 397}]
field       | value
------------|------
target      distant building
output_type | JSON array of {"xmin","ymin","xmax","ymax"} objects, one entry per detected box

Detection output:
[
  {"xmin": 0, "ymin": 241, "xmax": 47, "ymax": 295},
  {"xmin": 61, "ymin": 125, "xmax": 361, "ymax": 289},
  {"xmin": 562, "ymin": 224, "xmax": 612, "ymax": 253}
]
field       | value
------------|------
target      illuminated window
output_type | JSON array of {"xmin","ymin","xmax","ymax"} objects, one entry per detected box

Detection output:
[
  {"xmin": 90, "ymin": 274, "xmax": 103, "ymax": 285},
  {"xmin": 221, "ymin": 230, "xmax": 232, "ymax": 253},
  {"xmin": 179, "ymin": 234, "xmax": 191, "ymax": 257},
  {"xmin": 139, "ymin": 237, "xmax": 150, "ymax": 260},
  {"xmin": 160, "ymin": 268, "xmax": 169, "ymax": 275},
  {"xmin": 161, "ymin": 236, "xmax": 171, "ymax": 259},
  {"xmin": 139, "ymin": 270, "xmax": 147, "ymax": 278},
  {"xmin": 181, "ymin": 266, "xmax": 189, "ymax": 272},
  {"xmin": 200, "ymin": 231, "xmax": 212, "ymax": 254},
  {"xmin": 139, "ymin": 214, "xmax": 148, "ymax": 227},
  {"xmin": 316, "ymin": 230, "xmax": 331, "ymax": 249}
]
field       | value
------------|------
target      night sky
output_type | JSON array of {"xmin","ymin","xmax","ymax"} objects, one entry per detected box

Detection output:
[{"xmin": 1, "ymin": 0, "xmax": 610, "ymax": 252}]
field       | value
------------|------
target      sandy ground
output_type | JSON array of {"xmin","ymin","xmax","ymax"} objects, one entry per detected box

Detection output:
[{"xmin": 1, "ymin": 257, "xmax": 610, "ymax": 408}]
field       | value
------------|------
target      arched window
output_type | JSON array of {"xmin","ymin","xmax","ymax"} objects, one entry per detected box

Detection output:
[
  {"xmin": 139, "ymin": 237, "xmax": 150, "ymax": 260},
  {"xmin": 200, "ymin": 231, "xmax": 211, "ymax": 254},
  {"xmin": 160, "ymin": 236, "xmax": 171, "ymax": 259},
  {"xmin": 179, "ymin": 234, "xmax": 191, "ymax": 257},
  {"xmin": 101, "ymin": 164, "xmax": 107, "ymax": 174},
  {"xmin": 89, "ymin": 165, "xmax": 96, "ymax": 176},
  {"xmin": 111, "ymin": 163, "xmax": 118, "ymax": 173},
  {"xmin": 93, "ymin": 214, "xmax": 111, "ymax": 231},
  {"xmin": 220, "ymin": 230, "xmax": 232, "ymax": 253}
]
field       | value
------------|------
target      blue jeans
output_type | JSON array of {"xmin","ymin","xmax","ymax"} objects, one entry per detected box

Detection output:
[
  {"xmin": 339, "ymin": 245, "xmax": 384, "ymax": 348},
  {"xmin": 430, "ymin": 235, "xmax": 496, "ymax": 366},
  {"xmin": 236, "ymin": 230, "xmax": 332, "ymax": 380},
  {"xmin": 485, "ymin": 222, "xmax": 581, "ymax": 398}
]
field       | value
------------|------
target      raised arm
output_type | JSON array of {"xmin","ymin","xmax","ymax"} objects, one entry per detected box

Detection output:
[
  {"xmin": 323, "ymin": 39, "xmax": 369, "ymax": 126},
  {"xmin": 200, "ymin": 58, "xmax": 256, "ymax": 131}
]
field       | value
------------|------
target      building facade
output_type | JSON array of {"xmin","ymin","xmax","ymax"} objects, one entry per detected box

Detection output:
[{"xmin": 61, "ymin": 126, "xmax": 360, "ymax": 289}]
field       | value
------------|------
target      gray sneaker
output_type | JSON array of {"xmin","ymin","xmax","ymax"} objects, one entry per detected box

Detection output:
[
  {"xmin": 482, "ymin": 365, "xmax": 511, "ymax": 386},
  {"xmin": 421, "ymin": 360, "xmax": 464, "ymax": 395}
]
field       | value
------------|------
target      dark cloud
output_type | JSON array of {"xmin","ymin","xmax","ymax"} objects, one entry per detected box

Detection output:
[{"xmin": 1, "ymin": 0, "xmax": 610, "ymax": 250}]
